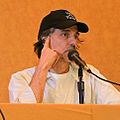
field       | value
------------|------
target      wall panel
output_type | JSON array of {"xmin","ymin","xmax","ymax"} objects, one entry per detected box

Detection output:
[{"xmin": 0, "ymin": 0, "xmax": 120, "ymax": 102}]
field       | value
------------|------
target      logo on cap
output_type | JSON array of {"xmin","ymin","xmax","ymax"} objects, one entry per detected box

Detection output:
[{"xmin": 65, "ymin": 11, "xmax": 76, "ymax": 21}]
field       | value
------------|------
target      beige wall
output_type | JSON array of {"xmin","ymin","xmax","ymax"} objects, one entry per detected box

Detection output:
[{"xmin": 0, "ymin": 0, "xmax": 120, "ymax": 102}]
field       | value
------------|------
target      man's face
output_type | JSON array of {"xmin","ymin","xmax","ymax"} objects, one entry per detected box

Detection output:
[{"xmin": 49, "ymin": 25, "xmax": 80, "ymax": 56}]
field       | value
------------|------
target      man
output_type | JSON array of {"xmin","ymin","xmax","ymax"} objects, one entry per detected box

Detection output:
[{"xmin": 8, "ymin": 9, "xmax": 120, "ymax": 104}]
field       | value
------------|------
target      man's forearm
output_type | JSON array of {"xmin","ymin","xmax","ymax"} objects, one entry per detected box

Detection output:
[{"xmin": 29, "ymin": 66, "xmax": 48, "ymax": 103}]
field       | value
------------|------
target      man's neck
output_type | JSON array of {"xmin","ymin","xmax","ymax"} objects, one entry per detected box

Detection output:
[{"xmin": 50, "ymin": 58, "xmax": 69, "ymax": 74}]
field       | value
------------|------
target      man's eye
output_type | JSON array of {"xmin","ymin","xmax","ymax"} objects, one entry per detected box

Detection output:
[{"xmin": 62, "ymin": 32, "xmax": 69, "ymax": 38}]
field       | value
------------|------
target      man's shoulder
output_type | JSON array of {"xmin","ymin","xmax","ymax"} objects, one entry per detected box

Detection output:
[
  {"xmin": 87, "ymin": 64, "xmax": 100, "ymax": 73},
  {"xmin": 87, "ymin": 64, "xmax": 110, "ymax": 85},
  {"xmin": 9, "ymin": 67, "xmax": 36, "ymax": 90},
  {"xmin": 11, "ymin": 67, "xmax": 35, "ymax": 79}
]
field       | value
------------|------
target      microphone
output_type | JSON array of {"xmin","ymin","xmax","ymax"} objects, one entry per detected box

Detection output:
[
  {"xmin": 68, "ymin": 45, "xmax": 120, "ymax": 86},
  {"xmin": 68, "ymin": 47, "xmax": 91, "ymax": 73}
]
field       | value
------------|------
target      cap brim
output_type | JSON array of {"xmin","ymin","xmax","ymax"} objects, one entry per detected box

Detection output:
[
  {"xmin": 54, "ymin": 21, "xmax": 89, "ymax": 33},
  {"xmin": 76, "ymin": 22, "xmax": 89, "ymax": 33}
]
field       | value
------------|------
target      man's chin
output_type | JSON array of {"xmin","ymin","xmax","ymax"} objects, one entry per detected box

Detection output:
[{"xmin": 59, "ymin": 53, "xmax": 69, "ymax": 62}]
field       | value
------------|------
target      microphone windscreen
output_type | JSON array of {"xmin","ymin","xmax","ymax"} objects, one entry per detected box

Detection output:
[{"xmin": 68, "ymin": 49, "xmax": 79, "ymax": 61}]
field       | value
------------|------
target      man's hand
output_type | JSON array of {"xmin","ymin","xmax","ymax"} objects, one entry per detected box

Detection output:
[{"xmin": 38, "ymin": 37, "xmax": 59, "ymax": 71}]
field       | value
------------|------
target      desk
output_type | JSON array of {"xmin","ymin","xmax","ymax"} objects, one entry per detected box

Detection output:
[{"xmin": 0, "ymin": 104, "xmax": 120, "ymax": 120}]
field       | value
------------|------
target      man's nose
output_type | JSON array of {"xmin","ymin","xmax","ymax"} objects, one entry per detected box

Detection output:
[{"xmin": 68, "ymin": 36, "xmax": 77, "ymax": 46}]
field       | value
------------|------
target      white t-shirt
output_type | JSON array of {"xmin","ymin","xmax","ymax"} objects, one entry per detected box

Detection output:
[{"xmin": 8, "ymin": 64, "xmax": 120, "ymax": 104}]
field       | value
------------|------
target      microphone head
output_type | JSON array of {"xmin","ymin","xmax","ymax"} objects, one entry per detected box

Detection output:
[
  {"xmin": 68, "ymin": 45, "xmax": 91, "ymax": 72},
  {"xmin": 68, "ymin": 49, "xmax": 79, "ymax": 61}
]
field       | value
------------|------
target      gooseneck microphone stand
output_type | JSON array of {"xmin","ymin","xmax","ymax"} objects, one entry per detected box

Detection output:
[
  {"xmin": 78, "ymin": 65, "xmax": 84, "ymax": 104},
  {"xmin": 68, "ymin": 45, "xmax": 120, "ymax": 104}
]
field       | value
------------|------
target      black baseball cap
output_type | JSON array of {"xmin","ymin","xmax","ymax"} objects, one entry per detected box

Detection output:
[{"xmin": 38, "ymin": 9, "xmax": 89, "ymax": 40}]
